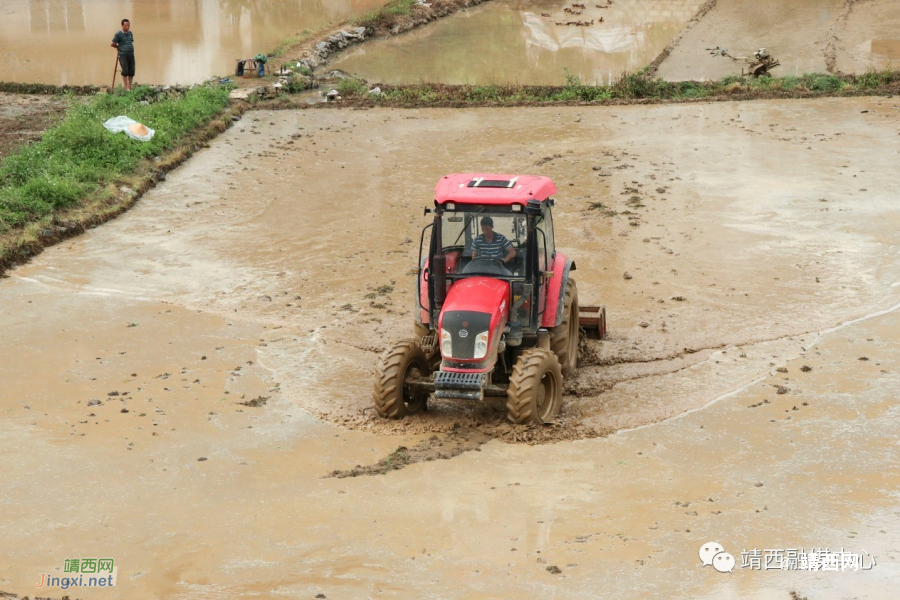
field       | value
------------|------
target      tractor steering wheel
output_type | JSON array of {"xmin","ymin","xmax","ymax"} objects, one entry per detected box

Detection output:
[{"xmin": 462, "ymin": 258, "xmax": 512, "ymax": 276}]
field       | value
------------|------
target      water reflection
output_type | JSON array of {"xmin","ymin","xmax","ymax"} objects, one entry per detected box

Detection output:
[
  {"xmin": 28, "ymin": 0, "xmax": 87, "ymax": 33},
  {"xmin": 331, "ymin": 0, "xmax": 704, "ymax": 85},
  {"xmin": 0, "ymin": 0, "xmax": 387, "ymax": 86}
]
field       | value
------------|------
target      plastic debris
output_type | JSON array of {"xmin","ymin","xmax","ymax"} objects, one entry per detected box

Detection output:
[{"xmin": 102, "ymin": 116, "xmax": 155, "ymax": 142}]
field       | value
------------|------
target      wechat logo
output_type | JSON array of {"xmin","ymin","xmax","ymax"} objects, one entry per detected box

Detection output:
[{"xmin": 699, "ymin": 542, "xmax": 735, "ymax": 573}]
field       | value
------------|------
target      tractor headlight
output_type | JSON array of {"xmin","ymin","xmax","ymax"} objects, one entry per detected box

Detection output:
[
  {"xmin": 440, "ymin": 329, "xmax": 452, "ymax": 357},
  {"xmin": 473, "ymin": 331, "xmax": 489, "ymax": 359}
]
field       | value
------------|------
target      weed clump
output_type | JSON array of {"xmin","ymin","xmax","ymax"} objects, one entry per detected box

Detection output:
[
  {"xmin": 354, "ymin": 0, "xmax": 419, "ymax": 31},
  {"xmin": 336, "ymin": 77, "xmax": 368, "ymax": 97}
]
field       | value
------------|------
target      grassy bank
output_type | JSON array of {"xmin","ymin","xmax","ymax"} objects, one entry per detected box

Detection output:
[
  {"xmin": 0, "ymin": 84, "xmax": 235, "ymax": 273},
  {"xmin": 310, "ymin": 68, "xmax": 900, "ymax": 107},
  {"xmin": 0, "ymin": 85, "xmax": 229, "ymax": 234}
]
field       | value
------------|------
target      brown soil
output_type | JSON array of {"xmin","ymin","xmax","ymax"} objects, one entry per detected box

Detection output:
[
  {"xmin": 834, "ymin": 0, "xmax": 900, "ymax": 73},
  {"xmin": 645, "ymin": 0, "xmax": 720, "ymax": 77},
  {"xmin": 0, "ymin": 92, "xmax": 69, "ymax": 161},
  {"xmin": 327, "ymin": 430, "xmax": 493, "ymax": 477},
  {"xmin": 2, "ymin": 99, "xmax": 899, "ymax": 599},
  {"xmin": 655, "ymin": 0, "xmax": 900, "ymax": 80}
]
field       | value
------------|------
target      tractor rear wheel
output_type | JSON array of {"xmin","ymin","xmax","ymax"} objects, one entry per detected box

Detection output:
[
  {"xmin": 550, "ymin": 278, "xmax": 579, "ymax": 376},
  {"xmin": 373, "ymin": 339, "xmax": 430, "ymax": 419},
  {"xmin": 506, "ymin": 348, "xmax": 563, "ymax": 425}
]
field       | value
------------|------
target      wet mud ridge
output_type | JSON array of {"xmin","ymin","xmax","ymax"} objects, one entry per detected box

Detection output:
[
  {"xmin": 326, "ymin": 430, "xmax": 493, "ymax": 478},
  {"xmin": 824, "ymin": 0, "xmax": 873, "ymax": 73},
  {"xmin": 645, "ymin": 0, "xmax": 719, "ymax": 77}
]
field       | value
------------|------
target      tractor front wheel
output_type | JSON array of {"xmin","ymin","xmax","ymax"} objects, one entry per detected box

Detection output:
[
  {"xmin": 550, "ymin": 278, "xmax": 579, "ymax": 377},
  {"xmin": 373, "ymin": 339, "xmax": 430, "ymax": 419},
  {"xmin": 506, "ymin": 348, "xmax": 563, "ymax": 425}
]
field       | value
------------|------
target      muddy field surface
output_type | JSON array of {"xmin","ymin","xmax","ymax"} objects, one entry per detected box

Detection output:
[
  {"xmin": 0, "ymin": 92, "xmax": 68, "ymax": 161},
  {"xmin": 2, "ymin": 100, "xmax": 900, "ymax": 598},
  {"xmin": 4, "ymin": 99, "xmax": 900, "ymax": 443},
  {"xmin": 657, "ymin": 0, "xmax": 900, "ymax": 80}
]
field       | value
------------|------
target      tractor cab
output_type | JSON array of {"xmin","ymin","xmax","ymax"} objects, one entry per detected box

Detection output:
[
  {"xmin": 372, "ymin": 173, "xmax": 606, "ymax": 425},
  {"xmin": 419, "ymin": 175, "xmax": 559, "ymax": 352}
]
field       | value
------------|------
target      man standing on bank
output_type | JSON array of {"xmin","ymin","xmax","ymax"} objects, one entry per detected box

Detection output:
[{"xmin": 111, "ymin": 19, "xmax": 135, "ymax": 91}]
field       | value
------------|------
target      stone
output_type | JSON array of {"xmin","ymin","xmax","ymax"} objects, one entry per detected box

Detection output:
[{"xmin": 228, "ymin": 88, "xmax": 256, "ymax": 101}]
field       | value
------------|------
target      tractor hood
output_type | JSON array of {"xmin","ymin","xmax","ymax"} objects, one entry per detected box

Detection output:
[{"xmin": 438, "ymin": 277, "xmax": 509, "ymax": 368}]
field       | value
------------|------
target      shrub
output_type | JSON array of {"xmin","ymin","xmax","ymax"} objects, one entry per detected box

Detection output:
[{"xmin": 336, "ymin": 77, "xmax": 368, "ymax": 97}]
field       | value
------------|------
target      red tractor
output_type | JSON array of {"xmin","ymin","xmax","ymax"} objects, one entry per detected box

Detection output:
[{"xmin": 373, "ymin": 173, "xmax": 606, "ymax": 424}]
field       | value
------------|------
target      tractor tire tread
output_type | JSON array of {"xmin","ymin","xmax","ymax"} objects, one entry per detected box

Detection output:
[
  {"xmin": 373, "ymin": 339, "xmax": 428, "ymax": 419},
  {"xmin": 550, "ymin": 278, "xmax": 579, "ymax": 377},
  {"xmin": 506, "ymin": 348, "xmax": 562, "ymax": 425}
]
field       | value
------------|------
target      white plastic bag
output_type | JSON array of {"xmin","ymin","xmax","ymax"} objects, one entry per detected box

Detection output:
[{"xmin": 102, "ymin": 116, "xmax": 155, "ymax": 142}]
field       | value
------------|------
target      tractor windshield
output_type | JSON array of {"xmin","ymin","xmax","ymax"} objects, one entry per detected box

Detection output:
[
  {"xmin": 440, "ymin": 209, "xmax": 528, "ymax": 278},
  {"xmin": 442, "ymin": 211, "xmax": 525, "ymax": 255}
]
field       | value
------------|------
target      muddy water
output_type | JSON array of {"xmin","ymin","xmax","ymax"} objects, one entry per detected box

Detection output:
[
  {"xmin": 0, "ymin": 0, "xmax": 387, "ymax": 86},
  {"xmin": 331, "ymin": 0, "xmax": 705, "ymax": 85},
  {"xmin": 3, "ymin": 98, "xmax": 900, "ymax": 597}
]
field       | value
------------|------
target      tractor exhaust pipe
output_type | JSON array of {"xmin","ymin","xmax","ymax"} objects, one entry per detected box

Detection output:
[
  {"xmin": 537, "ymin": 328, "xmax": 550, "ymax": 349},
  {"xmin": 433, "ymin": 211, "xmax": 446, "ymax": 307},
  {"xmin": 433, "ymin": 254, "xmax": 446, "ymax": 307}
]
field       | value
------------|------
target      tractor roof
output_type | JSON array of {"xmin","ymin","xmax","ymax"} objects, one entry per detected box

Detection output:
[{"xmin": 434, "ymin": 173, "xmax": 557, "ymax": 206}]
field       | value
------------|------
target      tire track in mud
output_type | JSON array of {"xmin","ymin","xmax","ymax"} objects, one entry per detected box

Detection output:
[
  {"xmin": 325, "ymin": 430, "xmax": 493, "ymax": 478},
  {"xmin": 824, "ymin": 0, "xmax": 874, "ymax": 73},
  {"xmin": 645, "ymin": 0, "xmax": 719, "ymax": 78},
  {"xmin": 327, "ymin": 298, "xmax": 900, "ymax": 478}
]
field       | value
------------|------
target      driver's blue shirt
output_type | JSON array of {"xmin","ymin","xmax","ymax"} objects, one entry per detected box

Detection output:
[{"xmin": 472, "ymin": 232, "xmax": 512, "ymax": 260}]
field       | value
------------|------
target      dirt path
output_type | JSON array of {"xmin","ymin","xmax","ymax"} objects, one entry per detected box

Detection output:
[{"xmin": 2, "ymin": 98, "xmax": 900, "ymax": 597}]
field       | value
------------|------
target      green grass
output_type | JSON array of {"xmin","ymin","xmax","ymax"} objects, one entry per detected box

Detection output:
[
  {"xmin": 271, "ymin": 33, "xmax": 305, "ymax": 59},
  {"xmin": 354, "ymin": 0, "xmax": 419, "ymax": 30},
  {"xmin": 336, "ymin": 77, "xmax": 368, "ymax": 97},
  {"xmin": 360, "ymin": 67, "xmax": 900, "ymax": 106},
  {"xmin": 0, "ymin": 84, "xmax": 230, "ymax": 233}
]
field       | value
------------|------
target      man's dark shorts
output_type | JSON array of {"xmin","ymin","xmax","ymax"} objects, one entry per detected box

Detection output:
[{"xmin": 120, "ymin": 55, "xmax": 135, "ymax": 78}]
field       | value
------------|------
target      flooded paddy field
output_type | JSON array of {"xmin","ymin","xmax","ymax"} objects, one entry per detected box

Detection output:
[
  {"xmin": 2, "ymin": 98, "xmax": 900, "ymax": 598},
  {"xmin": 0, "ymin": 0, "xmax": 388, "ymax": 86},
  {"xmin": 331, "ymin": 0, "xmax": 706, "ymax": 85},
  {"xmin": 331, "ymin": 0, "xmax": 900, "ymax": 85}
]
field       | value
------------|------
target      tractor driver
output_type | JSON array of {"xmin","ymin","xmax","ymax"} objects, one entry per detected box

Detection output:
[{"xmin": 472, "ymin": 216, "xmax": 516, "ymax": 266}]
